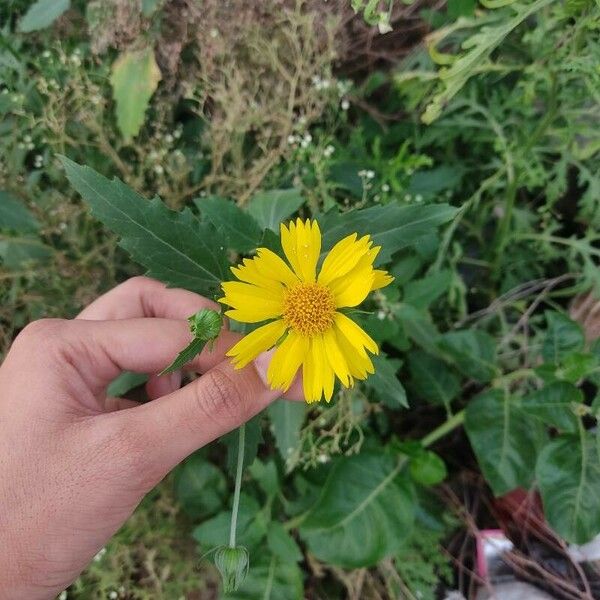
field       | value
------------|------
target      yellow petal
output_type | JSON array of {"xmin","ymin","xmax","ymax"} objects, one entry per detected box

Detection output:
[
  {"xmin": 280, "ymin": 218, "xmax": 321, "ymax": 283},
  {"xmin": 255, "ymin": 248, "xmax": 299, "ymax": 288},
  {"xmin": 230, "ymin": 258, "xmax": 284, "ymax": 294},
  {"xmin": 334, "ymin": 324, "xmax": 375, "ymax": 380},
  {"xmin": 334, "ymin": 312, "xmax": 378, "ymax": 355},
  {"xmin": 318, "ymin": 233, "xmax": 372, "ymax": 285},
  {"xmin": 302, "ymin": 338, "xmax": 320, "ymax": 403},
  {"xmin": 226, "ymin": 320, "xmax": 287, "ymax": 368},
  {"xmin": 314, "ymin": 334, "xmax": 335, "ymax": 402},
  {"xmin": 219, "ymin": 281, "xmax": 283, "ymax": 322},
  {"xmin": 267, "ymin": 330, "xmax": 309, "ymax": 391},
  {"xmin": 372, "ymin": 270, "xmax": 394, "ymax": 291},
  {"xmin": 328, "ymin": 246, "xmax": 380, "ymax": 308},
  {"xmin": 323, "ymin": 327, "xmax": 351, "ymax": 387}
]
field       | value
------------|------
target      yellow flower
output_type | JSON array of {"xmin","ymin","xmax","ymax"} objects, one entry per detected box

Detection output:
[{"xmin": 219, "ymin": 218, "xmax": 394, "ymax": 403}]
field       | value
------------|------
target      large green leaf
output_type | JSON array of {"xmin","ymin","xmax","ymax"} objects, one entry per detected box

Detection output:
[
  {"xmin": 247, "ymin": 189, "xmax": 304, "ymax": 232},
  {"xmin": 521, "ymin": 382, "xmax": 582, "ymax": 433},
  {"xmin": 194, "ymin": 196, "xmax": 262, "ymax": 254},
  {"xmin": 299, "ymin": 452, "xmax": 415, "ymax": 568},
  {"xmin": 465, "ymin": 390, "xmax": 547, "ymax": 495},
  {"xmin": 110, "ymin": 47, "xmax": 161, "ymax": 142},
  {"xmin": 18, "ymin": 0, "xmax": 70, "ymax": 32},
  {"xmin": 403, "ymin": 269, "xmax": 452, "ymax": 308},
  {"xmin": 267, "ymin": 400, "xmax": 306, "ymax": 470},
  {"xmin": 223, "ymin": 556, "xmax": 303, "ymax": 600},
  {"xmin": 438, "ymin": 330, "xmax": 498, "ymax": 383},
  {"xmin": 394, "ymin": 304, "xmax": 441, "ymax": 356},
  {"xmin": 366, "ymin": 354, "xmax": 408, "ymax": 408},
  {"xmin": 175, "ymin": 454, "xmax": 227, "ymax": 519},
  {"xmin": 318, "ymin": 203, "xmax": 457, "ymax": 264},
  {"xmin": 537, "ymin": 432, "xmax": 600, "ymax": 544},
  {"xmin": 542, "ymin": 311, "xmax": 585, "ymax": 365},
  {"xmin": 61, "ymin": 158, "xmax": 228, "ymax": 296},
  {"xmin": 408, "ymin": 350, "xmax": 461, "ymax": 407},
  {"xmin": 0, "ymin": 191, "xmax": 39, "ymax": 232}
]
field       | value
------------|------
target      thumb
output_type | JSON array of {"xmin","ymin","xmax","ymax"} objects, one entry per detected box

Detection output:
[{"xmin": 111, "ymin": 357, "xmax": 281, "ymax": 478}]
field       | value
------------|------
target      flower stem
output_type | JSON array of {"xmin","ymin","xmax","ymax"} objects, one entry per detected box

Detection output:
[
  {"xmin": 229, "ymin": 423, "xmax": 246, "ymax": 548},
  {"xmin": 421, "ymin": 409, "xmax": 465, "ymax": 448}
]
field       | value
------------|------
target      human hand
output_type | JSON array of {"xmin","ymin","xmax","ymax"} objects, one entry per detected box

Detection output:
[{"xmin": 0, "ymin": 276, "xmax": 301, "ymax": 599}]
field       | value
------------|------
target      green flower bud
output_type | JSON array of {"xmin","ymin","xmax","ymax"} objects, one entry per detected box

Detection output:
[
  {"xmin": 214, "ymin": 545, "xmax": 249, "ymax": 592},
  {"xmin": 188, "ymin": 308, "xmax": 223, "ymax": 341}
]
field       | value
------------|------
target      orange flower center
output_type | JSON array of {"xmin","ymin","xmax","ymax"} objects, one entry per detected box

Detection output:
[{"xmin": 282, "ymin": 283, "xmax": 336, "ymax": 337}]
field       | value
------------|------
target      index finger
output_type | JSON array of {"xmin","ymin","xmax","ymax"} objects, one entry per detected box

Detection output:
[{"xmin": 77, "ymin": 276, "xmax": 220, "ymax": 321}]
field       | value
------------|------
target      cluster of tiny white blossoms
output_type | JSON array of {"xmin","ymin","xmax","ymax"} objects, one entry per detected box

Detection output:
[
  {"xmin": 18, "ymin": 134, "xmax": 35, "ymax": 151},
  {"xmin": 148, "ymin": 127, "xmax": 184, "ymax": 175},
  {"xmin": 33, "ymin": 154, "xmax": 44, "ymax": 168},
  {"xmin": 358, "ymin": 169, "xmax": 375, "ymax": 180}
]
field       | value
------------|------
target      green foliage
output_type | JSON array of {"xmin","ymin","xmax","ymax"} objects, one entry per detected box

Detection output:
[
  {"xmin": 366, "ymin": 354, "xmax": 408, "ymax": 408},
  {"xmin": 247, "ymin": 189, "xmax": 304, "ymax": 232},
  {"xmin": 542, "ymin": 311, "xmax": 585, "ymax": 364},
  {"xmin": 61, "ymin": 158, "xmax": 229, "ymax": 297},
  {"xmin": 438, "ymin": 330, "xmax": 498, "ymax": 383},
  {"xmin": 109, "ymin": 47, "xmax": 161, "ymax": 142},
  {"xmin": 267, "ymin": 400, "xmax": 306, "ymax": 470},
  {"xmin": 299, "ymin": 452, "xmax": 415, "ymax": 568},
  {"xmin": 18, "ymin": 0, "xmax": 70, "ymax": 33}
]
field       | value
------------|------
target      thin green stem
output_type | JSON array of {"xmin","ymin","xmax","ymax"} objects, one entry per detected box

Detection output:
[
  {"xmin": 229, "ymin": 423, "xmax": 246, "ymax": 548},
  {"xmin": 421, "ymin": 410, "xmax": 465, "ymax": 448}
]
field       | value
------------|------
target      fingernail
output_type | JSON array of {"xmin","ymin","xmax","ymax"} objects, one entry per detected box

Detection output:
[{"xmin": 253, "ymin": 349, "xmax": 274, "ymax": 388}]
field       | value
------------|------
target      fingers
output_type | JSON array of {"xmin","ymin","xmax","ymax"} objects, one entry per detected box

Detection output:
[
  {"xmin": 13, "ymin": 318, "xmax": 237, "ymax": 395},
  {"xmin": 77, "ymin": 276, "xmax": 221, "ymax": 321},
  {"xmin": 114, "ymin": 357, "xmax": 281, "ymax": 474}
]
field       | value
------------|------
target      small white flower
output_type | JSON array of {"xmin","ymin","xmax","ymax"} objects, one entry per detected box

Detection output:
[
  {"xmin": 91, "ymin": 95, "xmax": 102, "ymax": 105},
  {"xmin": 323, "ymin": 145, "xmax": 335, "ymax": 158},
  {"xmin": 415, "ymin": 194, "xmax": 423, "ymax": 203},
  {"xmin": 42, "ymin": 50, "xmax": 51, "ymax": 59},
  {"xmin": 210, "ymin": 28, "xmax": 219, "ymax": 38},
  {"xmin": 358, "ymin": 169, "xmax": 366, "ymax": 177},
  {"xmin": 365, "ymin": 170, "xmax": 375, "ymax": 179},
  {"xmin": 304, "ymin": 133, "xmax": 312, "ymax": 143},
  {"xmin": 377, "ymin": 310, "xmax": 386, "ymax": 320},
  {"xmin": 26, "ymin": 142, "xmax": 35, "ymax": 150},
  {"xmin": 173, "ymin": 128, "xmax": 182, "ymax": 139},
  {"xmin": 287, "ymin": 134, "xmax": 296, "ymax": 145},
  {"xmin": 382, "ymin": 183, "xmax": 390, "ymax": 192},
  {"xmin": 317, "ymin": 454, "xmax": 330, "ymax": 464},
  {"xmin": 164, "ymin": 133, "xmax": 174, "ymax": 144},
  {"xmin": 70, "ymin": 54, "xmax": 81, "ymax": 66},
  {"xmin": 340, "ymin": 99, "xmax": 350, "ymax": 111},
  {"xmin": 108, "ymin": 592, "xmax": 118, "ymax": 600},
  {"xmin": 24, "ymin": 135, "xmax": 32, "ymax": 143},
  {"xmin": 377, "ymin": 14, "xmax": 393, "ymax": 35},
  {"xmin": 153, "ymin": 164, "xmax": 164, "ymax": 175},
  {"xmin": 300, "ymin": 139, "xmax": 310, "ymax": 149},
  {"xmin": 59, "ymin": 222, "xmax": 67, "ymax": 231},
  {"xmin": 34, "ymin": 155, "xmax": 43, "ymax": 168}
]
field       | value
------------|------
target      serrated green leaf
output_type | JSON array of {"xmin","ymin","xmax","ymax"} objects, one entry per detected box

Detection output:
[
  {"xmin": 465, "ymin": 390, "xmax": 547, "ymax": 495},
  {"xmin": 299, "ymin": 452, "xmax": 415, "ymax": 568},
  {"xmin": 542, "ymin": 311, "xmax": 585, "ymax": 365},
  {"xmin": 159, "ymin": 337, "xmax": 207, "ymax": 375},
  {"xmin": 438, "ymin": 329, "xmax": 498, "ymax": 383},
  {"xmin": 194, "ymin": 196, "xmax": 262, "ymax": 253},
  {"xmin": 537, "ymin": 432, "xmax": 600, "ymax": 544},
  {"xmin": 175, "ymin": 454, "xmax": 226, "ymax": 519},
  {"xmin": 319, "ymin": 203, "xmax": 457, "ymax": 264},
  {"xmin": 18, "ymin": 0, "xmax": 70, "ymax": 32},
  {"xmin": 521, "ymin": 382, "xmax": 582, "ymax": 433},
  {"xmin": 60, "ymin": 157, "xmax": 228, "ymax": 296},
  {"xmin": 394, "ymin": 305, "xmax": 441, "ymax": 356},
  {"xmin": 366, "ymin": 354, "xmax": 408, "ymax": 408},
  {"xmin": 267, "ymin": 400, "xmax": 306, "ymax": 469},
  {"xmin": 408, "ymin": 350, "xmax": 461, "ymax": 407},
  {"xmin": 247, "ymin": 189, "xmax": 304, "ymax": 232},
  {"xmin": 110, "ymin": 46, "xmax": 161, "ymax": 142},
  {"xmin": 0, "ymin": 191, "xmax": 39, "ymax": 233}
]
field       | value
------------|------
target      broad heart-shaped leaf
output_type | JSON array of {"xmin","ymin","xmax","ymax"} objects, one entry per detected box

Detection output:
[
  {"xmin": 299, "ymin": 452, "xmax": 415, "ymax": 568},
  {"xmin": 110, "ymin": 47, "xmax": 161, "ymax": 142},
  {"xmin": 61, "ymin": 158, "xmax": 228, "ymax": 296},
  {"xmin": 366, "ymin": 354, "xmax": 408, "ymax": 408},
  {"xmin": 222, "ymin": 556, "xmax": 303, "ymax": 600},
  {"xmin": 521, "ymin": 381, "xmax": 582, "ymax": 433},
  {"xmin": 174, "ymin": 453, "xmax": 227, "ymax": 519},
  {"xmin": 537, "ymin": 432, "xmax": 600, "ymax": 544},
  {"xmin": 438, "ymin": 329, "xmax": 498, "ymax": 383},
  {"xmin": 542, "ymin": 311, "xmax": 585, "ymax": 365},
  {"xmin": 267, "ymin": 400, "xmax": 306, "ymax": 470},
  {"xmin": 0, "ymin": 191, "xmax": 39, "ymax": 233},
  {"xmin": 194, "ymin": 196, "xmax": 262, "ymax": 253},
  {"xmin": 465, "ymin": 390, "xmax": 547, "ymax": 496},
  {"xmin": 247, "ymin": 189, "xmax": 304, "ymax": 232},
  {"xmin": 408, "ymin": 350, "xmax": 461, "ymax": 408},
  {"xmin": 318, "ymin": 203, "xmax": 457, "ymax": 264},
  {"xmin": 18, "ymin": 0, "xmax": 70, "ymax": 32}
]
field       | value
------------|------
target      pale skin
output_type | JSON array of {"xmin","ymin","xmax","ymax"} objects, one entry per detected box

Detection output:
[{"xmin": 0, "ymin": 276, "xmax": 302, "ymax": 599}]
